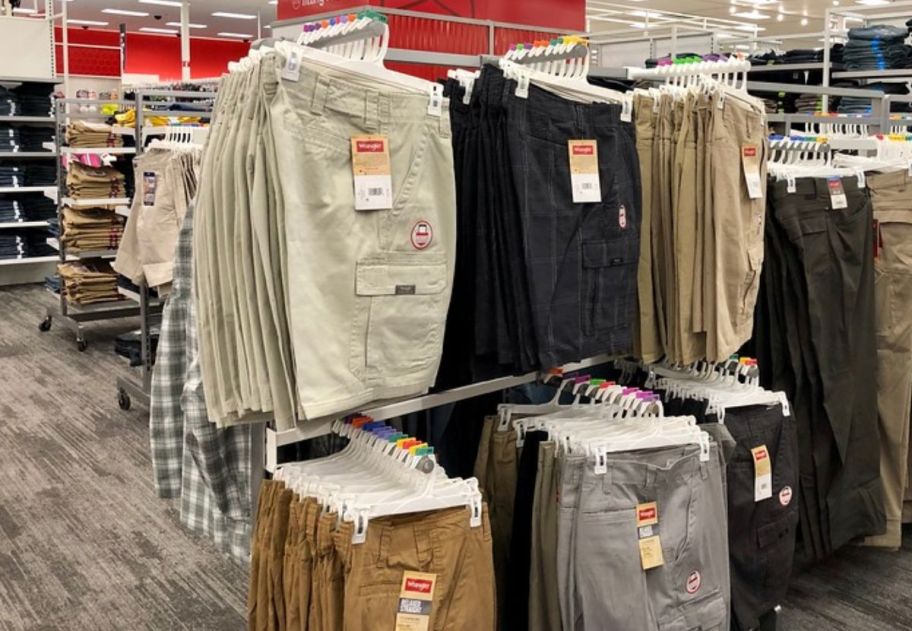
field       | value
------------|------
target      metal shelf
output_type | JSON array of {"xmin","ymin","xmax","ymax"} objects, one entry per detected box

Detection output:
[
  {"xmin": 0, "ymin": 220, "xmax": 49, "ymax": 228},
  {"xmin": 748, "ymin": 81, "xmax": 885, "ymax": 98},
  {"xmin": 0, "ymin": 151, "xmax": 56, "ymax": 158},
  {"xmin": 0, "ymin": 254, "xmax": 57, "ymax": 266},
  {"xmin": 0, "ymin": 76, "xmax": 59, "ymax": 84},
  {"xmin": 267, "ymin": 352, "xmax": 615, "ymax": 457},
  {"xmin": 0, "ymin": 116, "xmax": 54, "ymax": 124},
  {"xmin": 59, "ymin": 146, "xmax": 136, "ymax": 156},
  {"xmin": 832, "ymin": 68, "xmax": 912, "ymax": 81},
  {"xmin": 61, "ymin": 196, "xmax": 131, "ymax": 207},
  {"xmin": 0, "ymin": 185, "xmax": 56, "ymax": 195},
  {"xmin": 749, "ymin": 62, "xmax": 840, "ymax": 73}
]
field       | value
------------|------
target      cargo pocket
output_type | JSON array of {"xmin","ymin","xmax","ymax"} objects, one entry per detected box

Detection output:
[
  {"xmin": 658, "ymin": 589, "xmax": 727, "ymax": 631},
  {"xmin": 741, "ymin": 246, "xmax": 763, "ymax": 318},
  {"xmin": 758, "ymin": 509, "xmax": 799, "ymax": 591},
  {"xmin": 356, "ymin": 254, "xmax": 448, "ymax": 373},
  {"xmin": 582, "ymin": 237, "xmax": 637, "ymax": 335}
]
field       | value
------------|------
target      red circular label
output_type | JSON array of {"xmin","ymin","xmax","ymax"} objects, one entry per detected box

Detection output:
[
  {"xmin": 411, "ymin": 220, "xmax": 433, "ymax": 250},
  {"xmin": 686, "ymin": 571, "xmax": 702, "ymax": 595},
  {"xmin": 779, "ymin": 486, "xmax": 793, "ymax": 506}
]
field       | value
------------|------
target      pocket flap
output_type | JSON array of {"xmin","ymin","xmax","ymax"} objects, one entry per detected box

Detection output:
[
  {"xmin": 658, "ymin": 590, "xmax": 727, "ymax": 631},
  {"xmin": 876, "ymin": 210, "xmax": 912, "ymax": 225},
  {"xmin": 356, "ymin": 255, "xmax": 447, "ymax": 296},
  {"xmin": 799, "ymin": 216, "xmax": 827, "ymax": 236},
  {"xmin": 757, "ymin": 509, "xmax": 799, "ymax": 549},
  {"xmin": 582, "ymin": 237, "xmax": 636, "ymax": 269}
]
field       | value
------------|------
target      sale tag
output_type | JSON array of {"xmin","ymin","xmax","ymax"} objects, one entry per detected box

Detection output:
[
  {"xmin": 751, "ymin": 445, "xmax": 773, "ymax": 502},
  {"xmin": 827, "ymin": 176, "xmax": 847, "ymax": 210},
  {"xmin": 395, "ymin": 572, "xmax": 436, "ymax": 631},
  {"xmin": 742, "ymin": 144, "xmax": 762, "ymax": 200},
  {"xmin": 635, "ymin": 502, "xmax": 664, "ymax": 570},
  {"xmin": 351, "ymin": 135, "xmax": 393, "ymax": 211},
  {"xmin": 568, "ymin": 139, "xmax": 601, "ymax": 203},
  {"xmin": 639, "ymin": 535, "xmax": 665, "ymax": 570}
]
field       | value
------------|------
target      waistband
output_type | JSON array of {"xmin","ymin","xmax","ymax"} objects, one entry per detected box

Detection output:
[
  {"xmin": 723, "ymin": 403, "xmax": 789, "ymax": 443},
  {"xmin": 770, "ymin": 174, "xmax": 867, "ymax": 202},
  {"xmin": 266, "ymin": 49, "xmax": 448, "ymax": 130},
  {"xmin": 595, "ymin": 443, "xmax": 710, "ymax": 489},
  {"xmin": 867, "ymin": 169, "xmax": 912, "ymax": 193}
]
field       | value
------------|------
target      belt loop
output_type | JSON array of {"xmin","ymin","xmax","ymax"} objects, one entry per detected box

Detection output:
[
  {"xmin": 645, "ymin": 467, "xmax": 656, "ymax": 488},
  {"xmin": 377, "ymin": 523, "xmax": 392, "ymax": 565},
  {"xmin": 364, "ymin": 89, "xmax": 380, "ymax": 132},
  {"xmin": 415, "ymin": 524, "xmax": 433, "ymax": 566},
  {"xmin": 601, "ymin": 465, "xmax": 614, "ymax": 494},
  {"xmin": 700, "ymin": 459, "xmax": 709, "ymax": 480},
  {"xmin": 439, "ymin": 108, "xmax": 451, "ymax": 139},
  {"xmin": 311, "ymin": 75, "xmax": 331, "ymax": 115},
  {"xmin": 379, "ymin": 92, "xmax": 391, "ymax": 130}
]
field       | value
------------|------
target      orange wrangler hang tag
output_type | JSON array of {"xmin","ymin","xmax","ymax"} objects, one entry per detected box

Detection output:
[
  {"xmin": 352, "ymin": 135, "xmax": 393, "ymax": 211},
  {"xmin": 394, "ymin": 572, "xmax": 437, "ymax": 631}
]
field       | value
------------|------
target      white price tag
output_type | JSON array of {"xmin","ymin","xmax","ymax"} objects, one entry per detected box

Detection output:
[
  {"xmin": 751, "ymin": 445, "xmax": 773, "ymax": 502},
  {"xmin": 568, "ymin": 140, "xmax": 602, "ymax": 203},
  {"xmin": 281, "ymin": 49, "xmax": 301, "ymax": 82},
  {"xmin": 351, "ymin": 136, "xmax": 393, "ymax": 211},
  {"xmin": 827, "ymin": 176, "xmax": 847, "ymax": 210},
  {"xmin": 742, "ymin": 144, "xmax": 762, "ymax": 200}
]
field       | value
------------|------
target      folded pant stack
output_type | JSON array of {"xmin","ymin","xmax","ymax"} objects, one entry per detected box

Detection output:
[
  {"xmin": 64, "ymin": 121, "xmax": 125, "ymax": 149},
  {"xmin": 26, "ymin": 164, "xmax": 56, "ymax": 186},
  {"xmin": 844, "ymin": 25, "xmax": 912, "ymax": 71},
  {"xmin": 0, "ymin": 166, "xmax": 26, "ymax": 187},
  {"xmin": 57, "ymin": 261, "xmax": 122, "ymax": 304},
  {"xmin": 0, "ymin": 193, "xmax": 57, "ymax": 223},
  {"xmin": 114, "ymin": 326, "xmax": 160, "ymax": 367},
  {"xmin": 0, "ymin": 234, "xmax": 26, "ymax": 259},
  {"xmin": 66, "ymin": 161, "xmax": 127, "ymax": 201},
  {"xmin": 0, "ymin": 84, "xmax": 52, "ymax": 117},
  {"xmin": 61, "ymin": 206, "xmax": 124, "ymax": 252}
]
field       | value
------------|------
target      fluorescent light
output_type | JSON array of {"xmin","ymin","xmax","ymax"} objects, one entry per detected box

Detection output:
[
  {"xmin": 166, "ymin": 21, "xmax": 207, "ymax": 28},
  {"xmin": 730, "ymin": 6, "xmax": 737, "ymax": 13},
  {"xmin": 264, "ymin": 24, "xmax": 272, "ymax": 29},
  {"xmin": 140, "ymin": 0, "xmax": 184, "ymax": 6},
  {"xmin": 857, "ymin": 0, "xmax": 890, "ymax": 4},
  {"xmin": 800, "ymin": 17, "xmax": 808, "ymax": 24},
  {"xmin": 629, "ymin": 21, "xmax": 647, "ymax": 28},
  {"xmin": 735, "ymin": 44, "xmax": 751, "ymax": 50},
  {"xmin": 101, "ymin": 8, "xmax": 150, "ymax": 16},
  {"xmin": 212, "ymin": 11, "xmax": 257, "ymax": 19},
  {"xmin": 269, "ymin": 0, "xmax": 278, "ymax": 4},
  {"xmin": 68, "ymin": 18, "xmax": 110, "ymax": 25},
  {"xmin": 140, "ymin": 27, "xmax": 178, "ymax": 33},
  {"xmin": 218, "ymin": 32, "xmax": 254, "ymax": 38},
  {"xmin": 13, "ymin": 7, "xmax": 37, "ymax": 13},
  {"xmin": 735, "ymin": 24, "xmax": 766, "ymax": 31},
  {"xmin": 629, "ymin": 9, "xmax": 661, "ymax": 17},
  {"xmin": 717, "ymin": 33, "xmax": 737, "ymax": 39},
  {"xmin": 777, "ymin": 13, "xmax": 784, "ymax": 20},
  {"xmin": 733, "ymin": 10, "xmax": 771, "ymax": 19}
]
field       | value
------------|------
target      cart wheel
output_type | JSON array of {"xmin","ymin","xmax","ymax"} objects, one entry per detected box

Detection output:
[
  {"xmin": 77, "ymin": 339, "xmax": 88, "ymax": 352},
  {"xmin": 38, "ymin": 316, "xmax": 52, "ymax": 332},
  {"xmin": 118, "ymin": 388, "xmax": 131, "ymax": 411}
]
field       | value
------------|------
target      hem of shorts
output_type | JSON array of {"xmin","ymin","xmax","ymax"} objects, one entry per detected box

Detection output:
[
  {"xmin": 298, "ymin": 380, "xmax": 430, "ymax": 421},
  {"xmin": 861, "ymin": 519, "xmax": 902, "ymax": 549}
]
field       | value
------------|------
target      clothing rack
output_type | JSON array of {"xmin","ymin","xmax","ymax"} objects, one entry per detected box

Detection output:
[
  {"xmin": 115, "ymin": 87, "xmax": 215, "ymax": 412},
  {"xmin": 39, "ymin": 98, "xmax": 147, "ymax": 352}
]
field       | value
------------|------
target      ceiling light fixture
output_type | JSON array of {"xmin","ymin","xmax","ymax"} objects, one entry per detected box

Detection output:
[
  {"xmin": 139, "ymin": 0, "xmax": 184, "ymax": 6},
  {"xmin": 140, "ymin": 27, "xmax": 178, "ymax": 33},
  {"xmin": 733, "ymin": 10, "xmax": 771, "ymax": 18},
  {"xmin": 857, "ymin": 0, "xmax": 890, "ymax": 4},
  {"xmin": 12, "ymin": 7, "xmax": 37, "ymax": 13},
  {"xmin": 68, "ymin": 19, "xmax": 110, "ymax": 25},
  {"xmin": 101, "ymin": 8, "xmax": 150, "ymax": 16},
  {"xmin": 212, "ymin": 11, "xmax": 257, "ymax": 19},
  {"xmin": 777, "ymin": 13, "xmax": 784, "ymax": 20},
  {"xmin": 166, "ymin": 21, "xmax": 206, "ymax": 28},
  {"xmin": 800, "ymin": 17, "xmax": 808, "ymax": 24},
  {"xmin": 735, "ymin": 23, "xmax": 766, "ymax": 31},
  {"xmin": 629, "ymin": 21, "xmax": 647, "ymax": 27},
  {"xmin": 730, "ymin": 6, "xmax": 737, "ymax": 13},
  {"xmin": 218, "ymin": 31, "xmax": 254, "ymax": 38}
]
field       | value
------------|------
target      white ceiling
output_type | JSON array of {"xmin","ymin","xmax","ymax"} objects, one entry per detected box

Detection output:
[
  {"xmin": 10, "ymin": 0, "xmax": 906, "ymax": 49},
  {"xmin": 17, "ymin": 0, "xmax": 277, "ymax": 40}
]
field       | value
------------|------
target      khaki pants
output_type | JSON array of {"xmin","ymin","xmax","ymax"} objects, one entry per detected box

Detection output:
[
  {"xmin": 473, "ymin": 417, "xmax": 518, "ymax": 628},
  {"xmin": 529, "ymin": 441, "xmax": 560, "ymax": 631},
  {"xmin": 861, "ymin": 171, "xmax": 912, "ymax": 548},
  {"xmin": 672, "ymin": 94, "xmax": 706, "ymax": 363},
  {"xmin": 249, "ymin": 480, "xmax": 278, "ymax": 631},
  {"xmin": 633, "ymin": 94, "xmax": 662, "ymax": 363},
  {"xmin": 337, "ymin": 506, "xmax": 495, "ymax": 631},
  {"xmin": 707, "ymin": 93, "xmax": 767, "ymax": 361}
]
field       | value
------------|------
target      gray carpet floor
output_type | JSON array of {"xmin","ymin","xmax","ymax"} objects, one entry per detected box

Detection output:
[
  {"xmin": 1, "ymin": 284, "xmax": 911, "ymax": 630},
  {"xmin": 0, "ymin": 285, "xmax": 246, "ymax": 631}
]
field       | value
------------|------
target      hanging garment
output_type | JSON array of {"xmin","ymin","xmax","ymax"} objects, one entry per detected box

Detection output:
[{"xmin": 754, "ymin": 175, "xmax": 886, "ymax": 561}]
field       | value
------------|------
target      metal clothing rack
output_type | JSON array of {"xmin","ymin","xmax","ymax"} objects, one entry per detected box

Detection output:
[
  {"xmin": 39, "ymin": 98, "xmax": 145, "ymax": 351},
  {"xmin": 115, "ymin": 87, "xmax": 216, "ymax": 412}
]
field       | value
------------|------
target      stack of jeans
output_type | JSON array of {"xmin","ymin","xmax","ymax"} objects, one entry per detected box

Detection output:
[
  {"xmin": 844, "ymin": 25, "xmax": 911, "ymax": 71},
  {"xmin": 17, "ymin": 127, "xmax": 54, "ymax": 152},
  {"xmin": 11, "ymin": 83, "xmax": 52, "ymax": 117},
  {"xmin": 114, "ymin": 325, "xmax": 160, "ymax": 367},
  {"xmin": 0, "ymin": 234, "xmax": 26, "ymax": 259},
  {"xmin": 0, "ymin": 166, "xmax": 25, "ymax": 187},
  {"xmin": 19, "ymin": 192, "xmax": 57, "ymax": 221},
  {"xmin": 0, "ymin": 198, "xmax": 24, "ymax": 222},
  {"xmin": 26, "ymin": 164, "xmax": 55, "ymax": 186},
  {"xmin": 0, "ymin": 127, "xmax": 21, "ymax": 151}
]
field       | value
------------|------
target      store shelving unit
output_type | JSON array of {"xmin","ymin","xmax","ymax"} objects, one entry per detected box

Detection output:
[
  {"xmin": 38, "ymin": 98, "xmax": 147, "ymax": 352},
  {"xmin": 0, "ymin": 75, "xmax": 59, "ymax": 286}
]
